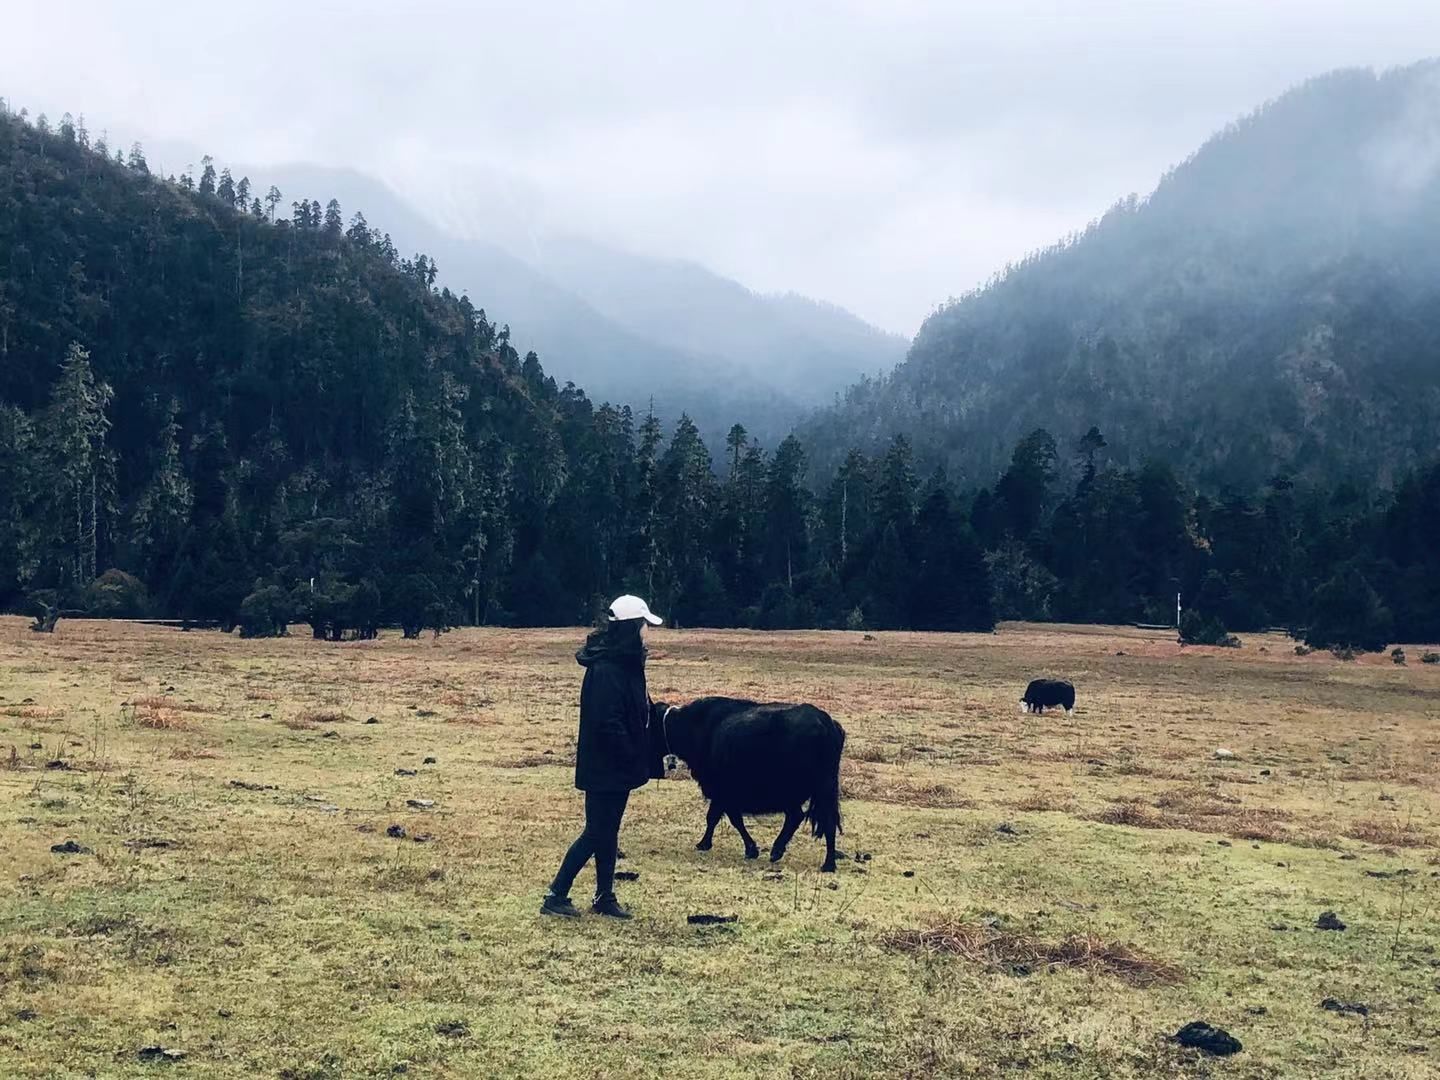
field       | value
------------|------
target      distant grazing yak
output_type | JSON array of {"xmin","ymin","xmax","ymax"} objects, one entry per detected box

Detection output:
[
  {"xmin": 649, "ymin": 696, "xmax": 845, "ymax": 872},
  {"xmin": 1021, "ymin": 678, "xmax": 1076, "ymax": 714}
]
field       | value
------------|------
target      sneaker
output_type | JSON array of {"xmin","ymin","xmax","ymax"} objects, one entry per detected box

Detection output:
[
  {"xmin": 591, "ymin": 895, "xmax": 632, "ymax": 919},
  {"xmin": 540, "ymin": 892, "xmax": 581, "ymax": 918}
]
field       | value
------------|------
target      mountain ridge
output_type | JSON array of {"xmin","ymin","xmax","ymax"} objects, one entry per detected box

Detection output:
[{"xmin": 805, "ymin": 61, "xmax": 1440, "ymax": 491}]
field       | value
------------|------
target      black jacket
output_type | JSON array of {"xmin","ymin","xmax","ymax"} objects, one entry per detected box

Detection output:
[{"xmin": 574, "ymin": 624, "xmax": 658, "ymax": 792}]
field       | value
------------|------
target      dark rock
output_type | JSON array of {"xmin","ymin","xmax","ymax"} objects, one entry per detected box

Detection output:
[
  {"xmin": 688, "ymin": 913, "xmax": 738, "ymax": 925},
  {"xmin": 853, "ymin": 851, "xmax": 872, "ymax": 862},
  {"xmin": 1339, "ymin": 853, "xmax": 1358, "ymax": 861},
  {"xmin": 412, "ymin": 833, "xmax": 433, "ymax": 843},
  {"xmin": 229, "ymin": 780, "xmax": 276, "ymax": 791},
  {"xmin": 1218, "ymin": 840, "xmax": 1232, "ymax": 847},
  {"xmin": 1244, "ymin": 1005, "xmax": 1268, "ymax": 1016},
  {"xmin": 1321, "ymin": 998, "xmax": 1369, "ymax": 1017},
  {"xmin": 995, "ymin": 822, "xmax": 1018, "ymax": 836},
  {"xmin": 258, "ymin": 713, "xmax": 272, "ymax": 719},
  {"xmin": 321, "ymin": 731, "xmax": 340, "ymax": 739},
  {"xmin": 902, "ymin": 870, "xmax": 915, "ymax": 878},
  {"xmin": 15, "ymin": 1008, "xmax": 37, "ymax": 1021},
  {"xmin": 1316, "ymin": 911, "xmax": 1347, "ymax": 931},
  {"xmin": 614, "ymin": 870, "xmax": 640, "ymax": 881},
  {"xmin": 423, "ymin": 756, "xmax": 437, "ymax": 765},
  {"xmin": 45, "ymin": 760, "xmax": 70, "ymax": 771},
  {"xmin": 395, "ymin": 768, "xmax": 417, "ymax": 777},
  {"xmin": 1259, "ymin": 769, "xmax": 1271, "ymax": 776},
  {"xmin": 1172, "ymin": 1021, "xmax": 1242, "ymax": 1056},
  {"xmin": 137, "ymin": 1045, "xmax": 185, "ymax": 1063},
  {"xmin": 386, "ymin": 825, "xmax": 407, "ymax": 839},
  {"xmin": 1379, "ymin": 793, "xmax": 1395, "ymax": 802},
  {"xmin": 365, "ymin": 717, "xmax": 379, "ymax": 725},
  {"xmin": 50, "ymin": 839, "xmax": 90, "ymax": 855},
  {"xmin": 434, "ymin": 1020, "xmax": 469, "ymax": 1038},
  {"xmin": 28, "ymin": 742, "xmax": 42, "ymax": 750}
]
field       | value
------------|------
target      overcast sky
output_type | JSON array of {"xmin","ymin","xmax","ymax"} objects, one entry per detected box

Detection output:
[{"xmin": 7, "ymin": 1, "xmax": 1435, "ymax": 335}]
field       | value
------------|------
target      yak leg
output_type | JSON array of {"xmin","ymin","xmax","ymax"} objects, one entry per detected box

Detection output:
[
  {"xmin": 769, "ymin": 807, "xmax": 805, "ymax": 864},
  {"xmin": 821, "ymin": 822, "xmax": 838, "ymax": 873},
  {"xmin": 696, "ymin": 801, "xmax": 724, "ymax": 851},
  {"xmin": 727, "ymin": 810, "xmax": 760, "ymax": 859}
]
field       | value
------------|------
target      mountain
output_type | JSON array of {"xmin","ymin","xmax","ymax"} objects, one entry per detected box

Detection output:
[
  {"xmin": 0, "ymin": 106, "xmax": 987, "ymax": 633},
  {"xmin": 805, "ymin": 62, "xmax": 1440, "ymax": 491},
  {"xmin": 201, "ymin": 164, "xmax": 903, "ymax": 447},
  {"xmin": 524, "ymin": 234, "xmax": 907, "ymax": 403}
]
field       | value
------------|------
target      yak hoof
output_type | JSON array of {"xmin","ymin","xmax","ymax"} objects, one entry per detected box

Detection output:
[
  {"xmin": 744, "ymin": 847, "xmax": 760, "ymax": 860},
  {"xmin": 820, "ymin": 862, "xmax": 837, "ymax": 873},
  {"xmin": 696, "ymin": 839, "xmax": 712, "ymax": 852},
  {"xmin": 769, "ymin": 848, "xmax": 786, "ymax": 863}
]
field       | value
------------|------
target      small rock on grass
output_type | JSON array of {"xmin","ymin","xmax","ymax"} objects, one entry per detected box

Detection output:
[
  {"xmin": 435, "ymin": 1020, "xmax": 469, "ymax": 1038},
  {"xmin": 1316, "ymin": 911, "xmax": 1347, "ymax": 931},
  {"xmin": 1172, "ymin": 1021, "xmax": 1242, "ymax": 1056},
  {"xmin": 1321, "ymin": 998, "xmax": 1369, "ymax": 1017},
  {"xmin": 995, "ymin": 822, "xmax": 1018, "ymax": 836},
  {"xmin": 365, "ymin": 717, "xmax": 379, "ymax": 725},
  {"xmin": 386, "ymin": 825, "xmax": 407, "ymax": 839},
  {"xmin": 406, "ymin": 799, "xmax": 436, "ymax": 810},
  {"xmin": 137, "ymin": 1046, "xmax": 185, "ymax": 1063},
  {"xmin": 1214, "ymin": 748, "xmax": 1236, "ymax": 760},
  {"xmin": 614, "ymin": 870, "xmax": 640, "ymax": 882},
  {"xmin": 687, "ymin": 913, "xmax": 737, "ymax": 925},
  {"xmin": 395, "ymin": 768, "xmax": 417, "ymax": 777},
  {"xmin": 423, "ymin": 756, "xmax": 437, "ymax": 765},
  {"xmin": 50, "ymin": 839, "xmax": 90, "ymax": 855}
]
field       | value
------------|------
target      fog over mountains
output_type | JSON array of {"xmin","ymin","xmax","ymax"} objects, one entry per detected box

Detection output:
[{"xmin": 143, "ymin": 148, "xmax": 905, "ymax": 445}]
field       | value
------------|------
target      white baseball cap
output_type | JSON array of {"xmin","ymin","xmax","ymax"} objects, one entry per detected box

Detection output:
[{"xmin": 608, "ymin": 594, "xmax": 663, "ymax": 625}]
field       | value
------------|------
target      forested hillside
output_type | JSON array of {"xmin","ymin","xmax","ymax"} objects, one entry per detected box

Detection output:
[
  {"xmin": 0, "ymin": 105, "xmax": 987, "ymax": 635},
  {"xmin": 806, "ymin": 63, "xmax": 1440, "ymax": 491},
  {"xmin": 2, "ymin": 96, "xmax": 1437, "ymax": 647}
]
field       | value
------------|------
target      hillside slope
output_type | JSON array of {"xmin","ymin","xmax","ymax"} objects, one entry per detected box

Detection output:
[{"xmin": 806, "ymin": 63, "xmax": 1440, "ymax": 490}]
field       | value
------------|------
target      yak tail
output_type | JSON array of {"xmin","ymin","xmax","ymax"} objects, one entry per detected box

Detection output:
[{"xmin": 806, "ymin": 716, "xmax": 846, "ymax": 838}]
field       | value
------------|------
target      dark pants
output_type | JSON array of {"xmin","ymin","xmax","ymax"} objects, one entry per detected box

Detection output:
[{"xmin": 549, "ymin": 790, "xmax": 630, "ymax": 901}]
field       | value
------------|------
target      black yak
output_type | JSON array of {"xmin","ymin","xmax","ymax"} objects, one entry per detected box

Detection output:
[
  {"xmin": 1021, "ymin": 678, "xmax": 1075, "ymax": 713},
  {"xmin": 649, "ymin": 696, "xmax": 844, "ymax": 872}
]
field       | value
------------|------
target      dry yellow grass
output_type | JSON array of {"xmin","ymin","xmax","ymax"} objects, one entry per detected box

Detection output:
[{"xmin": 2, "ymin": 617, "xmax": 1440, "ymax": 1078}]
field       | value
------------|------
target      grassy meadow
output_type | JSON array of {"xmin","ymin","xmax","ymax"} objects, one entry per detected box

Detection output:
[{"xmin": 2, "ymin": 617, "xmax": 1439, "ymax": 1078}]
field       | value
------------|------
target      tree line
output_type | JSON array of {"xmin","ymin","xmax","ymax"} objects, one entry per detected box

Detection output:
[{"xmin": 1, "ymin": 104, "xmax": 1436, "ymax": 649}]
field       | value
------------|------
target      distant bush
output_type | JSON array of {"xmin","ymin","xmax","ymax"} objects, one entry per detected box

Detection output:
[
  {"xmin": 1294, "ymin": 644, "xmax": 1314, "ymax": 656},
  {"xmin": 1304, "ymin": 568, "xmax": 1391, "ymax": 653},
  {"xmin": 239, "ymin": 585, "xmax": 292, "ymax": 638},
  {"xmin": 846, "ymin": 607, "xmax": 866, "ymax": 632},
  {"xmin": 84, "ymin": 569, "xmax": 149, "ymax": 619},
  {"xmin": 1331, "ymin": 647, "xmax": 1357, "ymax": 662},
  {"xmin": 1180, "ymin": 610, "xmax": 1241, "ymax": 648},
  {"xmin": 1422, "ymin": 652, "xmax": 1440, "ymax": 665},
  {"xmin": 1391, "ymin": 647, "xmax": 1406, "ymax": 665}
]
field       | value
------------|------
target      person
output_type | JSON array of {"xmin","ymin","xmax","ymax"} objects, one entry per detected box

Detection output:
[{"xmin": 541, "ymin": 594, "xmax": 664, "ymax": 919}]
